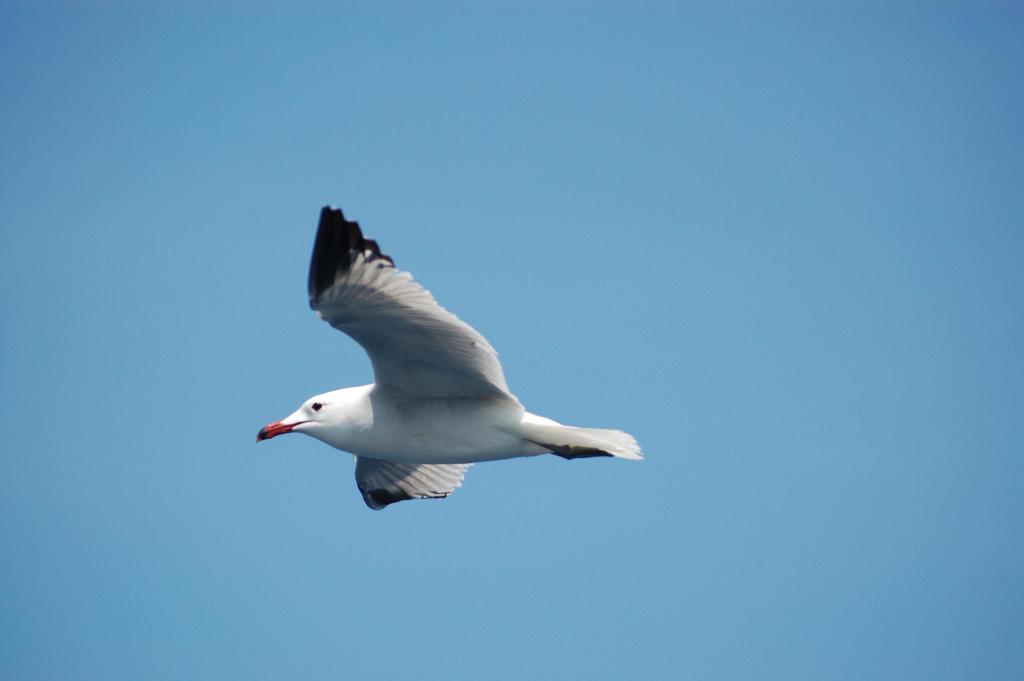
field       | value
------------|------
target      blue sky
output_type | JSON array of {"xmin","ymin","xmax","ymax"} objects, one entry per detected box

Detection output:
[{"xmin": 2, "ymin": 2, "xmax": 1021, "ymax": 679}]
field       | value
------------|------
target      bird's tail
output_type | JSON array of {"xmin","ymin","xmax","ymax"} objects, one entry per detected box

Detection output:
[{"xmin": 521, "ymin": 416, "xmax": 644, "ymax": 461}]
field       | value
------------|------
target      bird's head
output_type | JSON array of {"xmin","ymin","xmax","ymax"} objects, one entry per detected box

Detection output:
[{"xmin": 256, "ymin": 395, "xmax": 331, "ymax": 442}]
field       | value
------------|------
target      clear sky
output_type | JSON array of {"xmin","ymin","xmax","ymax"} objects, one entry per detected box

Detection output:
[{"xmin": 2, "ymin": 2, "xmax": 1021, "ymax": 679}]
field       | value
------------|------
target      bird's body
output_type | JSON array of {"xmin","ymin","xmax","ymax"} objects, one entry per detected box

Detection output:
[
  {"xmin": 258, "ymin": 207, "xmax": 642, "ymax": 509},
  {"xmin": 295, "ymin": 385, "xmax": 545, "ymax": 464}
]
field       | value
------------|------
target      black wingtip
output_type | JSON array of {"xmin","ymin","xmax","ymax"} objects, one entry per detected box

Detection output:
[
  {"xmin": 307, "ymin": 206, "xmax": 393, "ymax": 305},
  {"xmin": 361, "ymin": 487, "xmax": 411, "ymax": 510},
  {"xmin": 549, "ymin": 446, "xmax": 615, "ymax": 460},
  {"xmin": 358, "ymin": 485, "xmax": 452, "ymax": 510}
]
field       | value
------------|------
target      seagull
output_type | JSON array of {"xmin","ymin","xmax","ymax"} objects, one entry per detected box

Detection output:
[{"xmin": 258, "ymin": 207, "xmax": 643, "ymax": 509}]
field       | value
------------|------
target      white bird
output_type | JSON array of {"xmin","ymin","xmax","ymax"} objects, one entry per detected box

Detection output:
[{"xmin": 258, "ymin": 207, "xmax": 643, "ymax": 509}]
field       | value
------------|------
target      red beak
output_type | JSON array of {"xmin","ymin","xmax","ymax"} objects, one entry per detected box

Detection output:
[{"xmin": 257, "ymin": 420, "xmax": 304, "ymax": 441}]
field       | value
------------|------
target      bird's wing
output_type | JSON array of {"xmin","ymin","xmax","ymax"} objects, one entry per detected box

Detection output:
[
  {"xmin": 308, "ymin": 207, "xmax": 516, "ymax": 400},
  {"xmin": 354, "ymin": 457, "xmax": 471, "ymax": 510}
]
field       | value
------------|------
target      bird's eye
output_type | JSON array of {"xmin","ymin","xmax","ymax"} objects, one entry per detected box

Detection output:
[{"xmin": 312, "ymin": 402, "xmax": 323, "ymax": 412}]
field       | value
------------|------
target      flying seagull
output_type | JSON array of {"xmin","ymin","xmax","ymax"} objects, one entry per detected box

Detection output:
[{"xmin": 258, "ymin": 207, "xmax": 643, "ymax": 509}]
